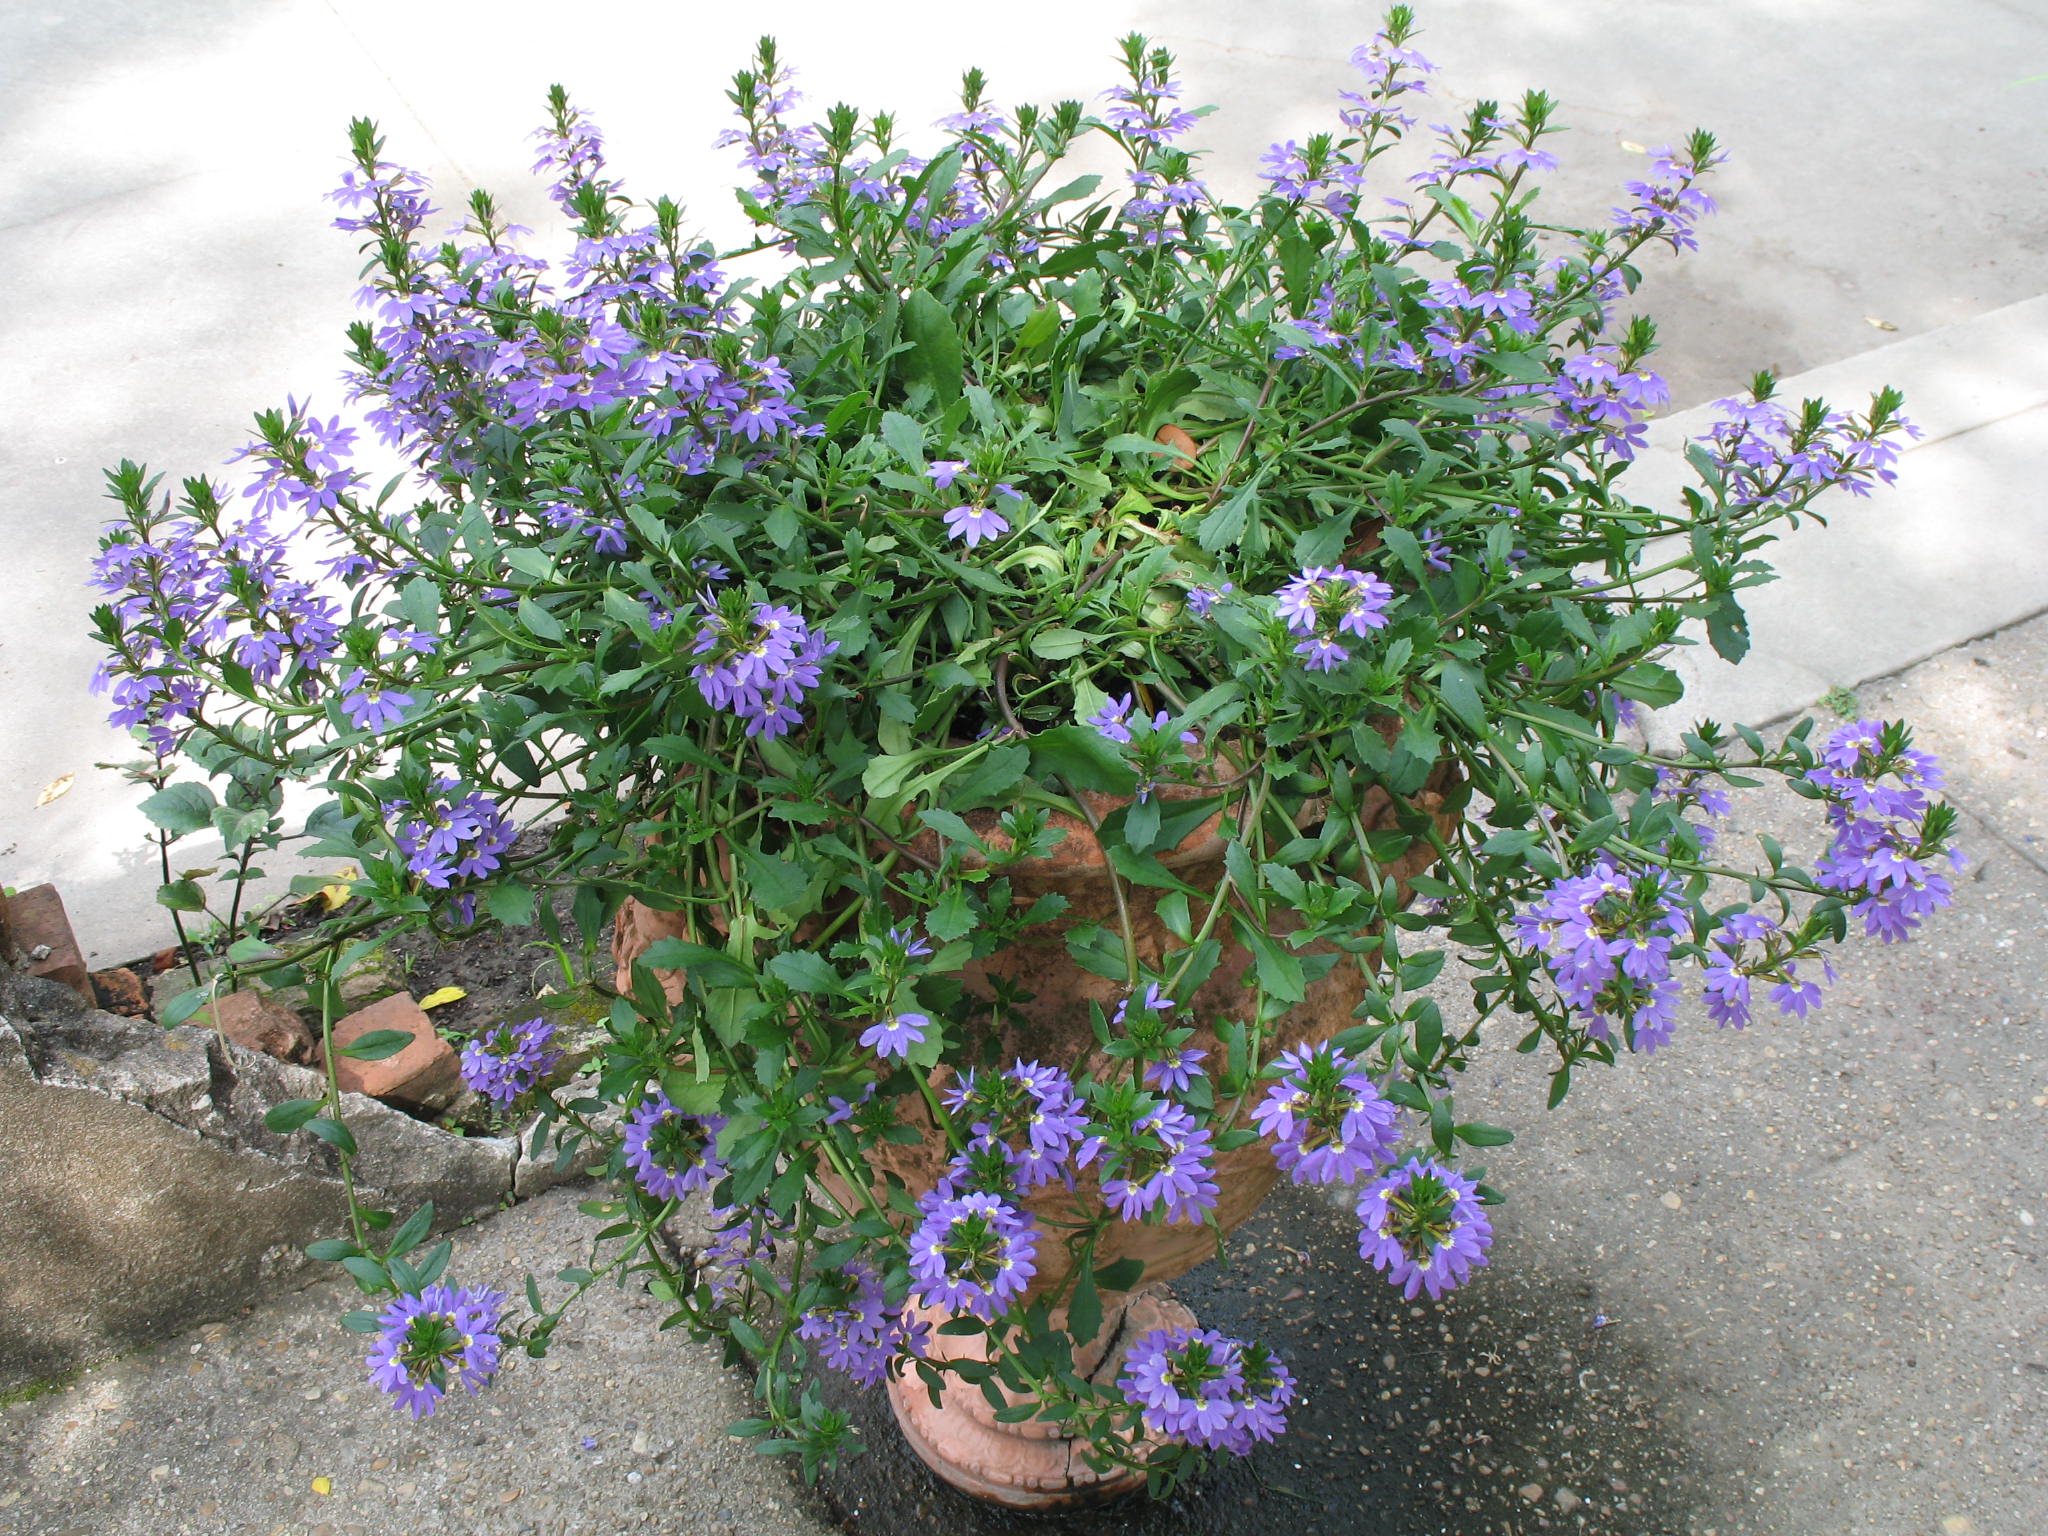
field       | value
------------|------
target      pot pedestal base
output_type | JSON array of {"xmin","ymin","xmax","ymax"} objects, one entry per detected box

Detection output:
[{"xmin": 885, "ymin": 1288, "xmax": 1196, "ymax": 1510}]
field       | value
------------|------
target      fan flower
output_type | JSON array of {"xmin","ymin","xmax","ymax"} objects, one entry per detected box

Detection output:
[
  {"xmin": 458, "ymin": 1016, "xmax": 563, "ymax": 1109},
  {"xmin": 366, "ymin": 1283, "xmax": 505, "ymax": 1419},
  {"xmin": 1356, "ymin": 1158, "xmax": 1493, "ymax": 1300},
  {"xmin": 907, "ymin": 1190, "xmax": 1038, "ymax": 1320},
  {"xmin": 622, "ymin": 1093, "xmax": 727, "ymax": 1201}
]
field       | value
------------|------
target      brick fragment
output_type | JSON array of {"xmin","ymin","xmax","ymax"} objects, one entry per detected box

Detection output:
[
  {"xmin": 323, "ymin": 993, "xmax": 459, "ymax": 1109},
  {"xmin": 195, "ymin": 990, "xmax": 315, "ymax": 1065},
  {"xmin": 90, "ymin": 967, "xmax": 152, "ymax": 1020},
  {"xmin": 4, "ymin": 884, "xmax": 91, "ymax": 999}
]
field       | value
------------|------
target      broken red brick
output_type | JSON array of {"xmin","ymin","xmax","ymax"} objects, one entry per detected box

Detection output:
[
  {"xmin": 90, "ymin": 967, "xmax": 151, "ymax": 1020},
  {"xmin": 196, "ymin": 990, "xmax": 316, "ymax": 1065},
  {"xmin": 5, "ymin": 885, "xmax": 91, "ymax": 1000},
  {"xmin": 323, "ymin": 993, "xmax": 459, "ymax": 1109}
]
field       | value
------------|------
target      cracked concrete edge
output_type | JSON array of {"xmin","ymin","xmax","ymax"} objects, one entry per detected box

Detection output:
[{"xmin": 0, "ymin": 967, "xmax": 593, "ymax": 1392}]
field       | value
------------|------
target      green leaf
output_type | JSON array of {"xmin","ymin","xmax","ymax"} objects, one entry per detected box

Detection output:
[
  {"xmin": 306, "ymin": 1117, "xmax": 359, "ymax": 1155},
  {"xmin": 139, "ymin": 781, "xmax": 217, "ymax": 837},
  {"xmin": 306, "ymin": 1238, "xmax": 359, "ymax": 1262},
  {"xmin": 927, "ymin": 884, "xmax": 977, "ymax": 943},
  {"xmin": 1017, "ymin": 302, "xmax": 1062, "ymax": 352},
  {"xmin": 1240, "ymin": 924, "xmax": 1306, "ymax": 1003},
  {"xmin": 1092, "ymin": 1257, "xmax": 1145, "ymax": 1293},
  {"xmin": 1706, "ymin": 593, "xmax": 1751, "ymax": 664},
  {"xmin": 765, "ymin": 950, "xmax": 844, "ymax": 995},
  {"xmin": 263, "ymin": 1098, "xmax": 323, "ymax": 1134},
  {"xmin": 159, "ymin": 986, "xmax": 210, "ymax": 1027},
  {"xmin": 1068, "ymin": 1262, "xmax": 1103, "ymax": 1347},
  {"xmin": 156, "ymin": 880, "xmax": 207, "ymax": 912},
  {"xmin": 899, "ymin": 289, "xmax": 964, "ymax": 405},
  {"xmin": 1196, "ymin": 478, "xmax": 1258, "ymax": 553},
  {"xmin": 947, "ymin": 742, "xmax": 1029, "ymax": 808},
  {"xmin": 1027, "ymin": 628, "xmax": 1092, "ymax": 660},
  {"xmin": 1028, "ymin": 725, "xmax": 1138, "ymax": 796},
  {"xmin": 486, "ymin": 882, "xmax": 537, "ymax": 927},
  {"xmin": 1480, "ymin": 349, "xmax": 1553, "ymax": 384},
  {"xmin": 1453, "ymin": 1122, "xmax": 1515, "ymax": 1147},
  {"xmin": 337, "ymin": 1029, "xmax": 414, "ymax": 1061},
  {"xmin": 917, "ymin": 808, "xmax": 984, "ymax": 849},
  {"xmin": 385, "ymin": 1202, "xmax": 436, "ymax": 1259},
  {"xmin": 1436, "ymin": 659, "xmax": 1488, "ymax": 732},
  {"xmin": 879, "ymin": 411, "xmax": 925, "ymax": 467},
  {"xmin": 517, "ymin": 596, "xmax": 565, "ymax": 642},
  {"xmin": 736, "ymin": 845, "xmax": 808, "ymax": 912},
  {"xmin": 862, "ymin": 749, "xmax": 935, "ymax": 799},
  {"xmin": 1611, "ymin": 662, "xmax": 1684, "ymax": 708},
  {"xmin": 637, "ymin": 937, "xmax": 755, "ymax": 989}
]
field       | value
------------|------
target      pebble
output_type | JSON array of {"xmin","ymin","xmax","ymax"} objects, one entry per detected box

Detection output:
[
  {"xmin": 1555, "ymin": 1488, "xmax": 1583, "ymax": 1512},
  {"xmin": 1661, "ymin": 1192, "xmax": 1684, "ymax": 1210},
  {"xmin": 1518, "ymin": 1484, "xmax": 1543, "ymax": 1502}
]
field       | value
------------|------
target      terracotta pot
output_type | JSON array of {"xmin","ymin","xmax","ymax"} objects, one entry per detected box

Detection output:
[{"xmin": 611, "ymin": 758, "xmax": 1458, "ymax": 1504}]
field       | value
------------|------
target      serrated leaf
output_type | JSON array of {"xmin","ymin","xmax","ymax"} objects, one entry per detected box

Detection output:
[
  {"xmin": 638, "ymin": 937, "xmax": 754, "ymax": 988},
  {"xmin": 139, "ymin": 781, "xmax": 218, "ymax": 837},
  {"xmin": 764, "ymin": 950, "xmax": 843, "ymax": 995}
]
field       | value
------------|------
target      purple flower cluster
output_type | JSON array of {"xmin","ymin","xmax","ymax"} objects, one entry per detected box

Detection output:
[
  {"xmin": 689, "ymin": 601, "xmax": 837, "ymax": 740},
  {"xmin": 907, "ymin": 1190, "xmax": 1039, "ymax": 1321},
  {"xmin": 1611, "ymin": 143, "xmax": 1726, "ymax": 253},
  {"xmin": 1251, "ymin": 1044, "xmax": 1401, "ymax": 1186},
  {"xmin": 1694, "ymin": 392, "xmax": 1922, "ymax": 510},
  {"xmin": 1357, "ymin": 1158, "xmax": 1493, "ymax": 1300},
  {"xmin": 458, "ymin": 1016, "xmax": 563, "ymax": 1109},
  {"xmin": 940, "ymin": 1061, "xmax": 1094, "ymax": 1193},
  {"xmin": 1808, "ymin": 719, "xmax": 1958, "ymax": 943},
  {"xmin": 622, "ymin": 1093, "xmax": 727, "ymax": 1202},
  {"xmin": 386, "ymin": 780, "xmax": 518, "ymax": 890},
  {"xmin": 366, "ymin": 1282, "xmax": 505, "ymax": 1418},
  {"xmin": 1101, "ymin": 1100, "xmax": 1219, "ymax": 1224},
  {"xmin": 1087, "ymin": 695, "xmax": 1198, "ymax": 747},
  {"xmin": 796, "ymin": 1260, "xmax": 926, "ymax": 1386},
  {"xmin": 1514, "ymin": 856, "xmax": 1690, "ymax": 1053},
  {"xmin": 1548, "ymin": 347, "xmax": 1670, "ymax": 462},
  {"xmin": 1118, "ymin": 1327, "xmax": 1294, "ymax": 1453},
  {"xmin": 1273, "ymin": 565, "xmax": 1394, "ymax": 671},
  {"xmin": 1698, "ymin": 911, "xmax": 1835, "ymax": 1029}
]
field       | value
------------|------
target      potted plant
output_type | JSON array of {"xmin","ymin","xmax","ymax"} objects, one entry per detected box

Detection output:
[{"xmin": 90, "ymin": 5, "xmax": 1955, "ymax": 1507}]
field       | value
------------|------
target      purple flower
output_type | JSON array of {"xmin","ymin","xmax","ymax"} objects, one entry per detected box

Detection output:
[
  {"xmin": 339, "ymin": 668, "xmax": 413, "ymax": 734},
  {"xmin": 1806, "ymin": 719, "xmax": 1958, "ymax": 944},
  {"xmin": 622, "ymin": 1093, "xmax": 726, "ymax": 1202},
  {"xmin": 1185, "ymin": 583, "xmax": 1233, "ymax": 618},
  {"xmin": 1089, "ymin": 694, "xmax": 1136, "ymax": 743},
  {"xmin": 942, "ymin": 501, "xmax": 1011, "ymax": 548},
  {"xmin": 1356, "ymin": 1158, "xmax": 1493, "ymax": 1300},
  {"xmin": 1514, "ymin": 856, "xmax": 1691, "ymax": 1053},
  {"xmin": 386, "ymin": 780, "xmax": 517, "ymax": 890},
  {"xmin": 860, "ymin": 1011, "xmax": 930, "ymax": 1059},
  {"xmin": 459, "ymin": 1016, "xmax": 563, "ymax": 1109},
  {"xmin": 1118, "ymin": 1327, "xmax": 1294, "ymax": 1454},
  {"xmin": 797, "ymin": 1260, "xmax": 927, "ymax": 1386},
  {"xmin": 1273, "ymin": 565, "xmax": 1393, "ymax": 671},
  {"xmin": 1144, "ymin": 1046, "xmax": 1208, "ymax": 1095},
  {"xmin": 690, "ymin": 599, "xmax": 837, "ymax": 740},
  {"xmin": 926, "ymin": 460, "xmax": 969, "ymax": 490},
  {"xmin": 1251, "ymin": 1044, "xmax": 1401, "ymax": 1185},
  {"xmin": 1112, "ymin": 982, "xmax": 1175, "ymax": 1026},
  {"xmin": 367, "ymin": 1283, "xmax": 505, "ymax": 1419},
  {"xmin": 908, "ymin": 1190, "xmax": 1039, "ymax": 1320},
  {"xmin": 1101, "ymin": 1102, "xmax": 1218, "ymax": 1224},
  {"xmin": 937, "ymin": 1061, "xmax": 1093, "ymax": 1192}
]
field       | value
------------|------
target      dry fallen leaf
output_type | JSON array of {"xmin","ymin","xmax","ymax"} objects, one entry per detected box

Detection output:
[
  {"xmin": 1618, "ymin": 138, "xmax": 1647, "ymax": 154},
  {"xmin": 419, "ymin": 986, "xmax": 468, "ymax": 1010},
  {"xmin": 35, "ymin": 773, "xmax": 74, "ymax": 807},
  {"xmin": 314, "ymin": 865, "xmax": 360, "ymax": 911},
  {"xmin": 1864, "ymin": 315, "xmax": 1899, "ymax": 331},
  {"xmin": 311, "ymin": 1476, "xmax": 332, "ymax": 1496}
]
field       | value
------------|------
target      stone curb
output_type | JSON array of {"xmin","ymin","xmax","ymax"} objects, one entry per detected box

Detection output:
[{"xmin": 0, "ymin": 967, "xmax": 598, "ymax": 1394}]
